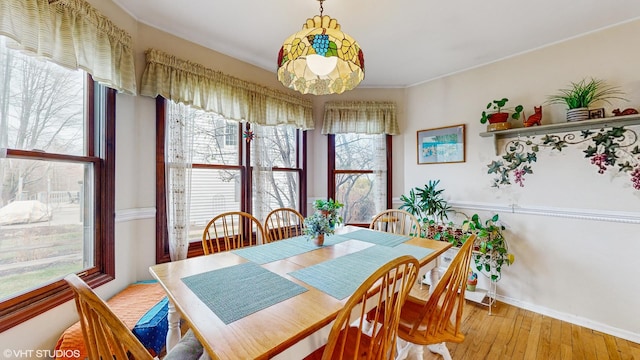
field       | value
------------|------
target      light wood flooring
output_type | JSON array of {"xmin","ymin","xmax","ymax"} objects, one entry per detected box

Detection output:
[{"xmin": 410, "ymin": 285, "xmax": 640, "ymax": 360}]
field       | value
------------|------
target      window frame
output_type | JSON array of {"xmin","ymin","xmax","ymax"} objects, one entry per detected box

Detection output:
[
  {"xmin": 155, "ymin": 98, "xmax": 307, "ymax": 263},
  {"xmin": 0, "ymin": 76, "xmax": 116, "ymax": 333},
  {"xmin": 327, "ymin": 134, "xmax": 393, "ymax": 226}
]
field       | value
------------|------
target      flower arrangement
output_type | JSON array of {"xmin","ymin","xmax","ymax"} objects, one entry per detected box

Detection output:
[
  {"xmin": 303, "ymin": 212, "xmax": 335, "ymax": 238},
  {"xmin": 303, "ymin": 198, "xmax": 344, "ymax": 243}
]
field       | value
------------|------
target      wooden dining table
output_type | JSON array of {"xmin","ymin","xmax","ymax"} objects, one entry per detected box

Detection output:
[{"xmin": 149, "ymin": 226, "xmax": 451, "ymax": 360}]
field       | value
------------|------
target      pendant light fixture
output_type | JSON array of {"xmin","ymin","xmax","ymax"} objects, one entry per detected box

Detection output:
[{"xmin": 277, "ymin": 0, "xmax": 364, "ymax": 95}]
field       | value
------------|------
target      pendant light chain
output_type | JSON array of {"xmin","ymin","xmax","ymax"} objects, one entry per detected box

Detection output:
[{"xmin": 318, "ymin": 0, "xmax": 324, "ymax": 16}]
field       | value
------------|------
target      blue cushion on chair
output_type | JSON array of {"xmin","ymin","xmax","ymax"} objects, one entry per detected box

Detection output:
[{"xmin": 132, "ymin": 297, "xmax": 169, "ymax": 355}]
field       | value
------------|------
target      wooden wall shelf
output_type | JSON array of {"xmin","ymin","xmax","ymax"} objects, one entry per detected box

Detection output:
[{"xmin": 480, "ymin": 114, "xmax": 640, "ymax": 154}]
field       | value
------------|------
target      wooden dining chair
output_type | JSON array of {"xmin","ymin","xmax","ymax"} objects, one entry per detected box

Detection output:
[
  {"xmin": 394, "ymin": 234, "xmax": 477, "ymax": 360},
  {"xmin": 264, "ymin": 207, "xmax": 305, "ymax": 242},
  {"xmin": 64, "ymin": 273, "xmax": 207, "ymax": 360},
  {"xmin": 370, "ymin": 209, "xmax": 421, "ymax": 237},
  {"xmin": 202, "ymin": 211, "xmax": 265, "ymax": 255},
  {"xmin": 304, "ymin": 255, "xmax": 419, "ymax": 360}
]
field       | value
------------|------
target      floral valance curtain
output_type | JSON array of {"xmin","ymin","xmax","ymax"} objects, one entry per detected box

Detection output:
[
  {"xmin": 322, "ymin": 101, "xmax": 399, "ymax": 135},
  {"xmin": 140, "ymin": 48, "xmax": 314, "ymax": 130},
  {"xmin": 0, "ymin": 0, "xmax": 137, "ymax": 95}
]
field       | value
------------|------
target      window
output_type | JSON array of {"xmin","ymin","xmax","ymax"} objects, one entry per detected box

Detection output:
[
  {"xmin": 156, "ymin": 99, "xmax": 305, "ymax": 261},
  {"xmin": 251, "ymin": 124, "xmax": 303, "ymax": 216},
  {"xmin": 224, "ymin": 122, "xmax": 238, "ymax": 147},
  {"xmin": 328, "ymin": 134, "xmax": 392, "ymax": 225},
  {"xmin": 0, "ymin": 39, "xmax": 115, "ymax": 331}
]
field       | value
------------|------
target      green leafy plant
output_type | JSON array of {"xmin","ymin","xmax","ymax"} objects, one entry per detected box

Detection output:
[
  {"xmin": 480, "ymin": 98, "xmax": 524, "ymax": 124},
  {"xmin": 461, "ymin": 214, "xmax": 514, "ymax": 282},
  {"xmin": 431, "ymin": 220, "xmax": 464, "ymax": 244},
  {"xmin": 303, "ymin": 212, "xmax": 335, "ymax": 238},
  {"xmin": 487, "ymin": 138, "xmax": 540, "ymax": 187},
  {"xmin": 399, "ymin": 180, "xmax": 452, "ymax": 234},
  {"xmin": 546, "ymin": 77, "xmax": 626, "ymax": 109},
  {"xmin": 311, "ymin": 198, "xmax": 344, "ymax": 229}
]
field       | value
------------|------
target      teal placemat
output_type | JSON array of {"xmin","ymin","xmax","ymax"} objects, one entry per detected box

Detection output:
[
  {"xmin": 342, "ymin": 229, "xmax": 410, "ymax": 247},
  {"xmin": 288, "ymin": 244, "xmax": 433, "ymax": 300},
  {"xmin": 232, "ymin": 234, "xmax": 349, "ymax": 264},
  {"xmin": 181, "ymin": 262, "xmax": 308, "ymax": 324}
]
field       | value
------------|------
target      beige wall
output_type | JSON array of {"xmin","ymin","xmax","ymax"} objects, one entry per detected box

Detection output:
[
  {"xmin": 402, "ymin": 20, "xmax": 640, "ymax": 341},
  {"xmin": 1, "ymin": 0, "xmax": 639, "ymax": 355}
]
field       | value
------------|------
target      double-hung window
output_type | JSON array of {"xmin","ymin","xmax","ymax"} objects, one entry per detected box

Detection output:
[
  {"xmin": 156, "ymin": 99, "xmax": 306, "ymax": 261},
  {"xmin": 328, "ymin": 134, "xmax": 392, "ymax": 225},
  {"xmin": 0, "ymin": 38, "xmax": 115, "ymax": 331},
  {"xmin": 323, "ymin": 101, "xmax": 398, "ymax": 226}
]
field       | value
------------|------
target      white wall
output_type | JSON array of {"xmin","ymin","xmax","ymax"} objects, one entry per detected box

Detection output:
[
  {"xmin": 402, "ymin": 20, "xmax": 640, "ymax": 342},
  {"xmin": 2, "ymin": 0, "xmax": 639, "ymax": 356}
]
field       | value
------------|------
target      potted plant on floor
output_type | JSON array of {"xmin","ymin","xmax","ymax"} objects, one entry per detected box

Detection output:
[
  {"xmin": 461, "ymin": 213, "xmax": 514, "ymax": 282},
  {"xmin": 399, "ymin": 180, "xmax": 452, "ymax": 238},
  {"xmin": 546, "ymin": 77, "xmax": 627, "ymax": 122},
  {"xmin": 480, "ymin": 98, "xmax": 524, "ymax": 132}
]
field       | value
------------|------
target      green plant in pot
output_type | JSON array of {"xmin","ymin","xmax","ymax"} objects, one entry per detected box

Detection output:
[
  {"xmin": 312, "ymin": 198, "xmax": 344, "ymax": 228},
  {"xmin": 461, "ymin": 213, "xmax": 514, "ymax": 282},
  {"xmin": 303, "ymin": 212, "xmax": 335, "ymax": 246},
  {"xmin": 546, "ymin": 77, "xmax": 627, "ymax": 122},
  {"xmin": 399, "ymin": 180, "xmax": 452, "ymax": 238},
  {"xmin": 480, "ymin": 98, "xmax": 524, "ymax": 125}
]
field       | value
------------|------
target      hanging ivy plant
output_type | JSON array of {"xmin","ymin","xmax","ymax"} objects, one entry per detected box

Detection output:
[{"xmin": 487, "ymin": 126, "xmax": 640, "ymax": 190}]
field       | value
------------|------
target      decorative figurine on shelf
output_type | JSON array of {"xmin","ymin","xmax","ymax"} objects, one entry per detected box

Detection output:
[
  {"xmin": 612, "ymin": 108, "xmax": 639, "ymax": 116},
  {"xmin": 467, "ymin": 271, "xmax": 478, "ymax": 291},
  {"xmin": 523, "ymin": 106, "xmax": 542, "ymax": 127}
]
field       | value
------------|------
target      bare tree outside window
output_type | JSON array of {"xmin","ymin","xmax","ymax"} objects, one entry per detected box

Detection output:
[
  {"xmin": 161, "ymin": 103, "xmax": 304, "ymax": 251},
  {"xmin": 0, "ymin": 39, "xmax": 92, "ymax": 301},
  {"xmin": 331, "ymin": 133, "xmax": 389, "ymax": 224},
  {"xmin": 253, "ymin": 125, "xmax": 299, "ymax": 215}
]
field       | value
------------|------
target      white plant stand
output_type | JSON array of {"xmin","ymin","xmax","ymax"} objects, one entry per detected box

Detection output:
[{"xmin": 421, "ymin": 246, "xmax": 498, "ymax": 315}]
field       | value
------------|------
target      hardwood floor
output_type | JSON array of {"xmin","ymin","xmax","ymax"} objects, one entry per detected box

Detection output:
[{"xmin": 409, "ymin": 285, "xmax": 640, "ymax": 360}]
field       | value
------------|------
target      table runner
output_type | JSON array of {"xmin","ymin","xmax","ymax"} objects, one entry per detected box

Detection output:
[
  {"xmin": 288, "ymin": 244, "xmax": 433, "ymax": 300},
  {"xmin": 232, "ymin": 234, "xmax": 349, "ymax": 264},
  {"xmin": 341, "ymin": 228, "xmax": 410, "ymax": 247},
  {"xmin": 181, "ymin": 262, "xmax": 308, "ymax": 324}
]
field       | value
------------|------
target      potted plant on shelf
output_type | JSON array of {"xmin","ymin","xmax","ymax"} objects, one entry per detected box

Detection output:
[
  {"xmin": 461, "ymin": 213, "xmax": 514, "ymax": 282},
  {"xmin": 546, "ymin": 77, "xmax": 627, "ymax": 122},
  {"xmin": 399, "ymin": 180, "xmax": 452, "ymax": 238},
  {"xmin": 480, "ymin": 98, "xmax": 524, "ymax": 132}
]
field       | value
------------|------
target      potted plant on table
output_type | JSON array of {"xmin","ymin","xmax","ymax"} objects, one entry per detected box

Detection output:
[
  {"xmin": 312, "ymin": 198, "xmax": 344, "ymax": 228},
  {"xmin": 546, "ymin": 77, "xmax": 627, "ymax": 122},
  {"xmin": 304, "ymin": 198, "xmax": 344, "ymax": 246},
  {"xmin": 480, "ymin": 98, "xmax": 524, "ymax": 132},
  {"xmin": 303, "ymin": 212, "xmax": 334, "ymax": 246}
]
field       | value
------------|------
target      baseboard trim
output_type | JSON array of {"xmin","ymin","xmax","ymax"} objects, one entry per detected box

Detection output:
[{"xmin": 496, "ymin": 294, "xmax": 640, "ymax": 344}]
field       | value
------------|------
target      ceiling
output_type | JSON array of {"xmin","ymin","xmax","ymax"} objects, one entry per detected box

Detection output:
[{"xmin": 113, "ymin": 0, "xmax": 640, "ymax": 89}]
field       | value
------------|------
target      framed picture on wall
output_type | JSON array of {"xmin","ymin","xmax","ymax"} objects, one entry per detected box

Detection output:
[
  {"xmin": 588, "ymin": 108, "xmax": 605, "ymax": 119},
  {"xmin": 417, "ymin": 124, "xmax": 466, "ymax": 164}
]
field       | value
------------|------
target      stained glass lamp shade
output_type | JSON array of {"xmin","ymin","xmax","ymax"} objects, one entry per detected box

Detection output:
[{"xmin": 277, "ymin": 14, "xmax": 364, "ymax": 95}]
